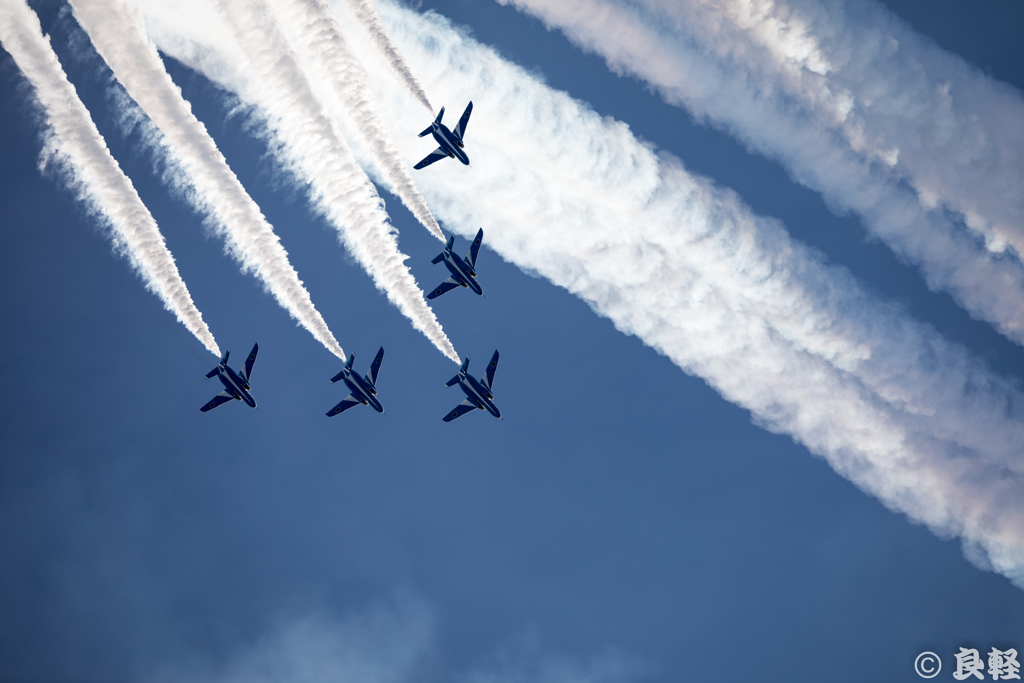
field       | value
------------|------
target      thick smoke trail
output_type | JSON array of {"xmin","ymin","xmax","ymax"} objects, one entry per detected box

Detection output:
[
  {"xmin": 339, "ymin": 0, "xmax": 432, "ymax": 111},
  {"xmin": 131, "ymin": 0, "xmax": 1024, "ymax": 585},
  {"xmin": 68, "ymin": 0, "xmax": 346, "ymax": 360},
  {"xmin": 212, "ymin": 0, "xmax": 457, "ymax": 361},
  {"xmin": 0, "ymin": 0, "xmax": 219, "ymax": 356},
  {"xmin": 268, "ymin": 0, "xmax": 444, "ymax": 241},
  {"xmin": 495, "ymin": 0, "xmax": 1024, "ymax": 346}
]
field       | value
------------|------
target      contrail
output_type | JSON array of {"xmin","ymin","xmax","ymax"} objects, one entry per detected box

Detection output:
[
  {"xmin": 268, "ymin": 0, "xmax": 444, "ymax": 241},
  {"xmin": 132, "ymin": 0, "xmax": 1024, "ymax": 586},
  {"xmin": 212, "ymin": 0, "xmax": 458, "ymax": 361},
  {"xmin": 67, "ymin": 0, "xmax": 347, "ymax": 360},
  {"xmin": 495, "ymin": 0, "xmax": 1024, "ymax": 347},
  {"xmin": 0, "ymin": 0, "xmax": 219, "ymax": 356},
  {"xmin": 339, "ymin": 0, "xmax": 432, "ymax": 112},
  {"xmin": 356, "ymin": 0, "xmax": 1024, "ymax": 588}
]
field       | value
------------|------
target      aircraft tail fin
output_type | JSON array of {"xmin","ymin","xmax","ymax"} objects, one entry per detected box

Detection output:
[
  {"xmin": 430, "ymin": 234, "xmax": 455, "ymax": 264},
  {"xmin": 417, "ymin": 107, "xmax": 444, "ymax": 137},
  {"xmin": 205, "ymin": 367, "xmax": 219, "ymax": 379},
  {"xmin": 346, "ymin": 354, "xmax": 355, "ymax": 369},
  {"xmin": 445, "ymin": 356, "xmax": 470, "ymax": 387}
]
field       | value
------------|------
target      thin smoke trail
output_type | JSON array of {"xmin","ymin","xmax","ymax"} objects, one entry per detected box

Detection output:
[
  {"xmin": 0, "ymin": 0, "xmax": 219, "ymax": 356},
  {"xmin": 495, "ymin": 0, "xmax": 1024, "ymax": 347},
  {"xmin": 213, "ymin": 0, "xmax": 458, "ymax": 361},
  {"xmin": 68, "ymin": 0, "xmax": 347, "ymax": 360},
  {"xmin": 269, "ymin": 0, "xmax": 444, "ymax": 241},
  {"xmin": 134, "ymin": 0, "xmax": 1024, "ymax": 586},
  {"xmin": 340, "ymin": 0, "xmax": 432, "ymax": 111}
]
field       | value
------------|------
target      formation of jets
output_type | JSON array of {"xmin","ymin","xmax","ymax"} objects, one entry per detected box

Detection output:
[{"xmin": 202, "ymin": 102, "xmax": 501, "ymax": 423}]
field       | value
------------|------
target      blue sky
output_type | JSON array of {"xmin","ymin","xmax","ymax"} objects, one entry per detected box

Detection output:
[{"xmin": 1, "ymin": 0, "xmax": 1023, "ymax": 681}]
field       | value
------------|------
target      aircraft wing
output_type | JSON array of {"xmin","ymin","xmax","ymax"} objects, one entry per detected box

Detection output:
[
  {"xmin": 483, "ymin": 349, "xmax": 499, "ymax": 391},
  {"xmin": 453, "ymin": 101, "xmax": 473, "ymax": 142},
  {"xmin": 240, "ymin": 342, "xmax": 259, "ymax": 383},
  {"xmin": 200, "ymin": 390, "xmax": 236, "ymax": 412},
  {"xmin": 327, "ymin": 394, "xmax": 363, "ymax": 417},
  {"xmin": 426, "ymin": 277, "xmax": 463, "ymax": 300},
  {"xmin": 414, "ymin": 147, "xmax": 448, "ymax": 170},
  {"xmin": 443, "ymin": 399, "xmax": 479, "ymax": 422},
  {"xmin": 467, "ymin": 228, "xmax": 483, "ymax": 269},
  {"xmin": 366, "ymin": 347, "xmax": 385, "ymax": 387}
]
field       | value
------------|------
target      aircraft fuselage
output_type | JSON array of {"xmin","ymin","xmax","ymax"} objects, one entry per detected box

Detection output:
[
  {"xmin": 333, "ymin": 367, "xmax": 383, "ymax": 413},
  {"xmin": 430, "ymin": 122, "xmax": 470, "ymax": 165},
  {"xmin": 216, "ymin": 366, "xmax": 256, "ymax": 408},
  {"xmin": 442, "ymin": 251, "xmax": 483, "ymax": 295},
  {"xmin": 458, "ymin": 374, "xmax": 500, "ymax": 418}
]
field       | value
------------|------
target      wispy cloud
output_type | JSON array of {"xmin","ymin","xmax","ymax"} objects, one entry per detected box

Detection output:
[
  {"xmin": 0, "ymin": 0, "xmax": 219, "ymax": 356},
  {"xmin": 68, "ymin": 0, "xmax": 346, "ymax": 359},
  {"xmin": 151, "ymin": 595, "xmax": 646, "ymax": 683},
  {"xmin": 268, "ymin": 0, "xmax": 444, "ymax": 241},
  {"xmin": 497, "ymin": 0, "xmax": 1024, "ymax": 347}
]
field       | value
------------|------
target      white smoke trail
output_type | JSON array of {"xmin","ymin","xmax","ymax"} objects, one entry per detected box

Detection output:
[
  {"xmin": 133, "ymin": 0, "xmax": 1024, "ymax": 586},
  {"xmin": 0, "ymin": 0, "xmax": 219, "ymax": 356},
  {"xmin": 215, "ymin": 0, "xmax": 457, "ymax": 361},
  {"xmin": 68, "ymin": 0, "xmax": 347, "ymax": 360},
  {"xmin": 339, "ymin": 0, "xmax": 432, "ymax": 112},
  {"xmin": 332, "ymin": 0, "xmax": 1024, "ymax": 586},
  {"xmin": 267, "ymin": 0, "xmax": 444, "ymax": 241},
  {"xmin": 495, "ymin": 0, "xmax": 1024, "ymax": 346}
]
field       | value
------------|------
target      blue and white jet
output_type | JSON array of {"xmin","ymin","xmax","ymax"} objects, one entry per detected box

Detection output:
[
  {"xmin": 414, "ymin": 102, "xmax": 473, "ymax": 170},
  {"xmin": 200, "ymin": 343, "xmax": 259, "ymax": 412},
  {"xmin": 326, "ymin": 347, "xmax": 386, "ymax": 416},
  {"xmin": 427, "ymin": 228, "xmax": 485, "ymax": 300},
  {"xmin": 442, "ymin": 350, "xmax": 501, "ymax": 422}
]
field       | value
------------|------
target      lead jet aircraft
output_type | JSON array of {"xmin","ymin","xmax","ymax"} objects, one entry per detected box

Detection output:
[
  {"xmin": 427, "ymin": 228, "xmax": 485, "ymax": 300},
  {"xmin": 327, "ymin": 347, "xmax": 386, "ymax": 416},
  {"xmin": 200, "ymin": 343, "xmax": 259, "ymax": 412},
  {"xmin": 414, "ymin": 102, "xmax": 473, "ymax": 170},
  {"xmin": 442, "ymin": 350, "xmax": 501, "ymax": 422}
]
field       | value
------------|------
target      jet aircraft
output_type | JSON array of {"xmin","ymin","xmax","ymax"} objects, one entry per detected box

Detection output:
[
  {"xmin": 327, "ymin": 347, "xmax": 386, "ymax": 416},
  {"xmin": 414, "ymin": 102, "xmax": 473, "ymax": 169},
  {"xmin": 442, "ymin": 350, "xmax": 501, "ymax": 422},
  {"xmin": 200, "ymin": 343, "xmax": 259, "ymax": 412},
  {"xmin": 427, "ymin": 228, "xmax": 485, "ymax": 300}
]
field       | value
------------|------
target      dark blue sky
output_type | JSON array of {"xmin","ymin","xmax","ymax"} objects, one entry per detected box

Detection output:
[{"xmin": 1, "ymin": 1, "xmax": 1022, "ymax": 681}]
